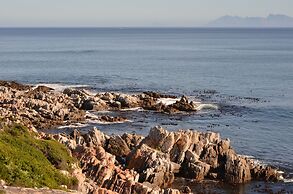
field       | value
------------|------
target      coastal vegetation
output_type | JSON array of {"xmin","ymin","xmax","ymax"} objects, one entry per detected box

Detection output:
[{"xmin": 0, "ymin": 124, "xmax": 78, "ymax": 189}]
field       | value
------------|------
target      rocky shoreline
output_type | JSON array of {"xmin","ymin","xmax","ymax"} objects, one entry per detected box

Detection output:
[
  {"xmin": 0, "ymin": 80, "xmax": 214, "ymax": 131},
  {"xmin": 0, "ymin": 81, "xmax": 284, "ymax": 193}
]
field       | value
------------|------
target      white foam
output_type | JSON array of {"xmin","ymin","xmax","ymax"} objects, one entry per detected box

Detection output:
[
  {"xmin": 239, "ymin": 155, "xmax": 255, "ymax": 159},
  {"xmin": 193, "ymin": 103, "xmax": 219, "ymax": 111},
  {"xmin": 284, "ymin": 178, "xmax": 293, "ymax": 183},
  {"xmin": 96, "ymin": 110, "xmax": 112, "ymax": 113},
  {"xmin": 85, "ymin": 111, "xmax": 131, "ymax": 124},
  {"xmin": 238, "ymin": 157, "xmax": 289, "ymax": 182},
  {"xmin": 33, "ymin": 83, "xmax": 89, "ymax": 92},
  {"xmin": 157, "ymin": 98, "xmax": 180, "ymax": 106},
  {"xmin": 86, "ymin": 119, "xmax": 132, "ymax": 125},
  {"xmin": 121, "ymin": 107, "xmax": 144, "ymax": 111},
  {"xmin": 58, "ymin": 123, "xmax": 89, "ymax": 129},
  {"xmin": 85, "ymin": 111, "xmax": 100, "ymax": 119},
  {"xmin": 157, "ymin": 98, "xmax": 218, "ymax": 111}
]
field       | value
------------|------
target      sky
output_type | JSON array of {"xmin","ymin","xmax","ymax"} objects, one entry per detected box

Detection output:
[{"xmin": 0, "ymin": 0, "xmax": 293, "ymax": 27}]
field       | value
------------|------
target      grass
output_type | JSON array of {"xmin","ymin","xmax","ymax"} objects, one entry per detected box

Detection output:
[{"xmin": 0, "ymin": 124, "xmax": 78, "ymax": 190}]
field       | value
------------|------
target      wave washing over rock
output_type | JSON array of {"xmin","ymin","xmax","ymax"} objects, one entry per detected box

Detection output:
[{"xmin": 0, "ymin": 80, "xmax": 287, "ymax": 193}]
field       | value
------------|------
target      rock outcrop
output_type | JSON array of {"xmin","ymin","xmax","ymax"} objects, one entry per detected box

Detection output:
[
  {"xmin": 0, "ymin": 80, "xmax": 209, "ymax": 131},
  {"xmin": 44, "ymin": 126, "xmax": 281, "ymax": 194},
  {"xmin": 0, "ymin": 83, "xmax": 85, "ymax": 130},
  {"xmin": 64, "ymin": 88, "xmax": 202, "ymax": 113},
  {"xmin": 0, "ymin": 81, "xmax": 283, "ymax": 193},
  {"xmin": 46, "ymin": 128, "xmax": 181, "ymax": 194}
]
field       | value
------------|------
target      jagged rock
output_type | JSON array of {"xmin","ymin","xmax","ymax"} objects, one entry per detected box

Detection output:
[
  {"xmin": 0, "ymin": 81, "xmax": 87, "ymax": 129},
  {"xmin": 46, "ymin": 126, "xmax": 283, "ymax": 193},
  {"xmin": 85, "ymin": 127, "xmax": 107, "ymax": 147},
  {"xmin": 115, "ymin": 94, "xmax": 140, "ymax": 108},
  {"xmin": 200, "ymin": 144, "xmax": 218, "ymax": 169},
  {"xmin": 0, "ymin": 80, "xmax": 284, "ymax": 192},
  {"xmin": 63, "ymin": 88, "xmax": 89, "ymax": 98},
  {"xmin": 106, "ymin": 135, "xmax": 131, "ymax": 159},
  {"xmin": 121, "ymin": 133, "xmax": 144, "ymax": 150},
  {"xmin": 100, "ymin": 115, "xmax": 127, "ymax": 123},
  {"xmin": 141, "ymin": 97, "xmax": 158, "ymax": 111},
  {"xmin": 180, "ymin": 161, "xmax": 210, "ymax": 181},
  {"xmin": 142, "ymin": 92, "xmax": 177, "ymax": 99},
  {"xmin": 170, "ymin": 133, "xmax": 191, "ymax": 164},
  {"xmin": 97, "ymin": 92, "xmax": 115, "ymax": 101},
  {"xmin": 224, "ymin": 153, "xmax": 251, "ymax": 183},
  {"xmin": 164, "ymin": 96, "xmax": 195, "ymax": 113},
  {"xmin": 92, "ymin": 98, "xmax": 108, "ymax": 111},
  {"xmin": 33, "ymin": 85, "xmax": 54, "ymax": 93},
  {"xmin": 127, "ymin": 144, "xmax": 180, "ymax": 188},
  {"xmin": 81, "ymin": 99, "xmax": 94, "ymax": 110},
  {"xmin": 185, "ymin": 149, "xmax": 199, "ymax": 163},
  {"xmin": 0, "ymin": 80, "xmax": 31, "ymax": 91},
  {"xmin": 141, "ymin": 126, "xmax": 170, "ymax": 150},
  {"xmin": 218, "ymin": 139, "xmax": 231, "ymax": 155},
  {"xmin": 110, "ymin": 101, "xmax": 122, "ymax": 109},
  {"xmin": 251, "ymin": 165, "xmax": 281, "ymax": 182}
]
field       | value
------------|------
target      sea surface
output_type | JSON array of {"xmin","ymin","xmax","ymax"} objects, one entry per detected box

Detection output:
[{"xmin": 0, "ymin": 28, "xmax": 293, "ymax": 193}]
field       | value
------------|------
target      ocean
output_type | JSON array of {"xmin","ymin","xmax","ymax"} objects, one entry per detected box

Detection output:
[{"xmin": 0, "ymin": 28, "xmax": 292, "ymax": 192}]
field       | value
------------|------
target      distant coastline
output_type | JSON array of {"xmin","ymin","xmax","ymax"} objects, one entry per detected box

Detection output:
[{"xmin": 208, "ymin": 14, "xmax": 293, "ymax": 28}]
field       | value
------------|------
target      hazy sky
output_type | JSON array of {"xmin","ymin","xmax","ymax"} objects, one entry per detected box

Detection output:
[{"xmin": 0, "ymin": 0, "xmax": 293, "ymax": 27}]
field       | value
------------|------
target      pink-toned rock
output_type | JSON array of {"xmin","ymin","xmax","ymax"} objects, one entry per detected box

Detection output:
[
  {"xmin": 224, "ymin": 154, "xmax": 251, "ymax": 183},
  {"xmin": 106, "ymin": 135, "xmax": 131, "ymax": 158},
  {"xmin": 127, "ymin": 144, "xmax": 180, "ymax": 188},
  {"xmin": 180, "ymin": 161, "xmax": 210, "ymax": 181}
]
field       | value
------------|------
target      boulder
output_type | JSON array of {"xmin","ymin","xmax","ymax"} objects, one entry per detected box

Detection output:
[
  {"xmin": 180, "ymin": 161, "xmax": 210, "ymax": 181},
  {"xmin": 251, "ymin": 165, "xmax": 281, "ymax": 182},
  {"xmin": 98, "ymin": 92, "xmax": 115, "ymax": 101},
  {"xmin": 99, "ymin": 115, "xmax": 128, "ymax": 123},
  {"xmin": 142, "ymin": 91, "xmax": 177, "ymax": 99},
  {"xmin": 106, "ymin": 136, "xmax": 131, "ymax": 158},
  {"xmin": 121, "ymin": 133, "xmax": 144, "ymax": 150},
  {"xmin": 86, "ymin": 127, "xmax": 107, "ymax": 147},
  {"xmin": 115, "ymin": 94, "xmax": 140, "ymax": 108},
  {"xmin": 81, "ymin": 99, "xmax": 94, "ymax": 110},
  {"xmin": 127, "ymin": 144, "xmax": 180, "ymax": 188},
  {"xmin": 63, "ymin": 88, "xmax": 89, "ymax": 98},
  {"xmin": 0, "ymin": 80, "xmax": 31, "ymax": 91},
  {"xmin": 200, "ymin": 144, "xmax": 218, "ymax": 169},
  {"xmin": 141, "ymin": 126, "xmax": 170, "ymax": 150},
  {"xmin": 170, "ymin": 133, "xmax": 191, "ymax": 164},
  {"xmin": 164, "ymin": 96, "xmax": 195, "ymax": 113},
  {"xmin": 224, "ymin": 154, "xmax": 251, "ymax": 183}
]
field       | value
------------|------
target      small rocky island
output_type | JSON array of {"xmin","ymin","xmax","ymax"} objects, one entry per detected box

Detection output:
[{"xmin": 0, "ymin": 81, "xmax": 282, "ymax": 194}]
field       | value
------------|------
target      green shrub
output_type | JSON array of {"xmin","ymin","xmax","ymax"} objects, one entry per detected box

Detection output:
[{"xmin": 0, "ymin": 124, "xmax": 78, "ymax": 189}]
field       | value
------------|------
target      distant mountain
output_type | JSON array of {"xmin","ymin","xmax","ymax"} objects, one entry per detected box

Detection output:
[{"xmin": 208, "ymin": 14, "xmax": 293, "ymax": 27}]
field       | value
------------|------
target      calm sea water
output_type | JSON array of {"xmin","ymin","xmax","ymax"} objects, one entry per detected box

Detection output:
[{"xmin": 0, "ymin": 28, "xmax": 293, "ymax": 190}]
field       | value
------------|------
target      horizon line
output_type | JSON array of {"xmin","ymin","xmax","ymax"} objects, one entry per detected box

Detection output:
[{"xmin": 1, "ymin": 26, "xmax": 293, "ymax": 29}]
